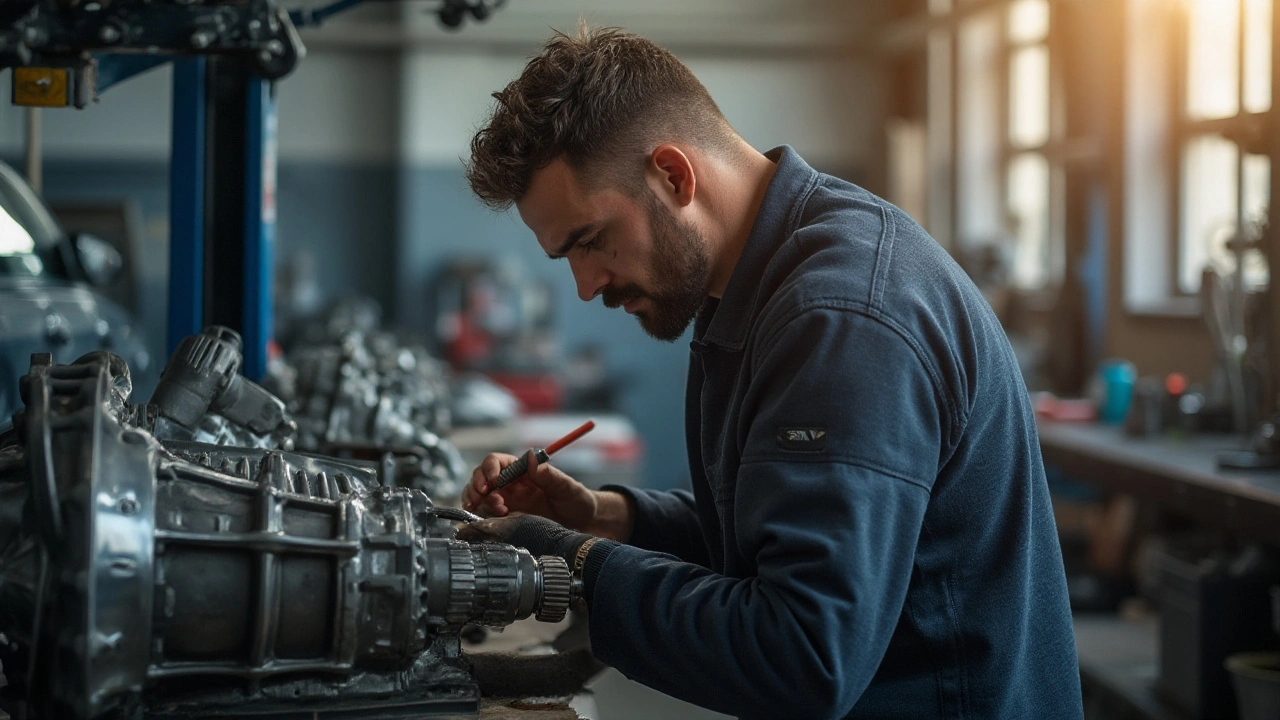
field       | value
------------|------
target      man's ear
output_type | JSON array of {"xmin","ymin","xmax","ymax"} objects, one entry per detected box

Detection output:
[{"xmin": 648, "ymin": 144, "xmax": 696, "ymax": 208}]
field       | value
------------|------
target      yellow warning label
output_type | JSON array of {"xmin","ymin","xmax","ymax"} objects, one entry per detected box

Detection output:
[{"xmin": 13, "ymin": 67, "xmax": 70, "ymax": 107}]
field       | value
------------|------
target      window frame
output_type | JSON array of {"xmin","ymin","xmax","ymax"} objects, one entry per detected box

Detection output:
[
  {"xmin": 1169, "ymin": 0, "xmax": 1272, "ymax": 296},
  {"xmin": 1000, "ymin": 0, "xmax": 1062, "ymax": 292},
  {"xmin": 897, "ymin": 0, "xmax": 1064, "ymax": 294}
]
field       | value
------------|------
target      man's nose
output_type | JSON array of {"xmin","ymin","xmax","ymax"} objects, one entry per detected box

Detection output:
[{"xmin": 569, "ymin": 257, "xmax": 611, "ymax": 302}]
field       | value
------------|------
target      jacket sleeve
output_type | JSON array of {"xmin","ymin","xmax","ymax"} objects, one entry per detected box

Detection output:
[
  {"xmin": 600, "ymin": 485, "xmax": 712, "ymax": 567},
  {"xmin": 582, "ymin": 307, "xmax": 950, "ymax": 720}
]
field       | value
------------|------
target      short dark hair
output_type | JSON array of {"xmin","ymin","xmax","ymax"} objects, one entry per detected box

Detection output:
[{"xmin": 466, "ymin": 25, "xmax": 736, "ymax": 210}]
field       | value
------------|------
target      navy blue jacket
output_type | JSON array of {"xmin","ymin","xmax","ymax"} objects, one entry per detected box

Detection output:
[{"xmin": 581, "ymin": 146, "xmax": 1082, "ymax": 719}]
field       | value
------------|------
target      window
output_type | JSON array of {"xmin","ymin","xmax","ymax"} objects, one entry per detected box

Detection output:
[
  {"xmin": 901, "ymin": 0, "xmax": 1062, "ymax": 291},
  {"xmin": 1004, "ymin": 0, "xmax": 1059, "ymax": 291},
  {"xmin": 1176, "ymin": 0, "xmax": 1271, "ymax": 293},
  {"xmin": 0, "ymin": 166, "xmax": 47, "ymax": 277}
]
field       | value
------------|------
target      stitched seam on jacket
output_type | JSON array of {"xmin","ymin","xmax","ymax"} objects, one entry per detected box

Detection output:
[
  {"xmin": 754, "ymin": 298, "xmax": 965, "ymax": 437},
  {"xmin": 943, "ymin": 571, "xmax": 971, "ymax": 719},
  {"xmin": 915, "ymin": 516, "xmax": 965, "ymax": 720},
  {"xmin": 868, "ymin": 203, "xmax": 895, "ymax": 318},
  {"xmin": 786, "ymin": 172, "xmax": 823, "ymax": 239},
  {"xmin": 737, "ymin": 456, "xmax": 933, "ymax": 493}
]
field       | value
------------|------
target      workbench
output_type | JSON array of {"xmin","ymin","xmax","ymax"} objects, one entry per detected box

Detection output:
[
  {"xmin": 1038, "ymin": 420, "xmax": 1280, "ymax": 542},
  {"xmin": 1040, "ymin": 420, "xmax": 1280, "ymax": 720}
]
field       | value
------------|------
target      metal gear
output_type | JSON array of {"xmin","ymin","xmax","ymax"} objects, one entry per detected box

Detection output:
[
  {"xmin": 445, "ymin": 544, "xmax": 477, "ymax": 626},
  {"xmin": 535, "ymin": 556, "xmax": 571, "ymax": 623}
]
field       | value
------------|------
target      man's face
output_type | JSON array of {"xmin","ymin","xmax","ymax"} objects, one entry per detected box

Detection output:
[{"xmin": 517, "ymin": 159, "xmax": 709, "ymax": 341}]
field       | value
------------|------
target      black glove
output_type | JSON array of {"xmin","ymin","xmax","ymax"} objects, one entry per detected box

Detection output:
[{"xmin": 456, "ymin": 514, "xmax": 591, "ymax": 563}]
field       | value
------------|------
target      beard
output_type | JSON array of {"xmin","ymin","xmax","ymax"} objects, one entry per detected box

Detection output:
[{"xmin": 601, "ymin": 194, "xmax": 710, "ymax": 342}]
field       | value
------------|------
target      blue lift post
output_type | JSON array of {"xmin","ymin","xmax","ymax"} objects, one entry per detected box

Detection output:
[
  {"xmin": 167, "ymin": 56, "xmax": 276, "ymax": 380},
  {"xmin": 167, "ymin": 57, "xmax": 206, "ymax": 357},
  {"xmin": 241, "ymin": 78, "xmax": 277, "ymax": 381}
]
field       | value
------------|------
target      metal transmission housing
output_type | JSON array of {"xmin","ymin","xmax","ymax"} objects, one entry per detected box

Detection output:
[{"xmin": 0, "ymin": 352, "xmax": 573, "ymax": 720}]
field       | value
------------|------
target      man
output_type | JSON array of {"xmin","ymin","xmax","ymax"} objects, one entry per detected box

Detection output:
[{"xmin": 457, "ymin": 26, "xmax": 1083, "ymax": 720}]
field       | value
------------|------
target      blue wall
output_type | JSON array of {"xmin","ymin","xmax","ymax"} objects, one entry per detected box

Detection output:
[
  {"xmin": 32, "ymin": 158, "xmax": 693, "ymax": 492},
  {"xmin": 276, "ymin": 162, "xmax": 399, "ymax": 314},
  {"xmin": 32, "ymin": 159, "xmax": 401, "ymax": 380}
]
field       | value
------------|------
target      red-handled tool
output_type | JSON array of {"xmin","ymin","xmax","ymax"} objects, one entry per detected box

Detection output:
[{"xmin": 491, "ymin": 420, "xmax": 596, "ymax": 490}]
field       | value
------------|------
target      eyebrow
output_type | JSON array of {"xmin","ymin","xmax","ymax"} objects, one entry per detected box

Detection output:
[{"xmin": 547, "ymin": 221, "xmax": 602, "ymax": 259}]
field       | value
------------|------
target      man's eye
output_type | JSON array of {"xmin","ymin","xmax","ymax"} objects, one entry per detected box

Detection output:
[{"xmin": 581, "ymin": 234, "xmax": 602, "ymax": 252}]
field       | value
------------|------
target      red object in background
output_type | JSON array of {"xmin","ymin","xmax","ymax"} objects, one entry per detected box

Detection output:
[
  {"xmin": 445, "ymin": 312, "xmax": 494, "ymax": 369},
  {"xmin": 1165, "ymin": 372, "xmax": 1188, "ymax": 396},
  {"xmin": 599, "ymin": 437, "xmax": 643, "ymax": 464},
  {"xmin": 1032, "ymin": 391, "xmax": 1097, "ymax": 422},
  {"xmin": 487, "ymin": 371, "xmax": 563, "ymax": 413}
]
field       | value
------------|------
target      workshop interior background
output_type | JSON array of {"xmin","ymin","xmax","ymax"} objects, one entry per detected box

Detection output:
[{"xmin": 1, "ymin": 0, "xmax": 1280, "ymax": 718}]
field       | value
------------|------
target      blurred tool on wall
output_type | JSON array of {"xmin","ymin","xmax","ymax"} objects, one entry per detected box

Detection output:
[{"xmin": 1201, "ymin": 221, "xmax": 1278, "ymax": 469}]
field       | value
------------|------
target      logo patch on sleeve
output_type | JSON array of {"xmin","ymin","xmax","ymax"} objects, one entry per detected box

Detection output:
[{"xmin": 776, "ymin": 427, "xmax": 827, "ymax": 452}]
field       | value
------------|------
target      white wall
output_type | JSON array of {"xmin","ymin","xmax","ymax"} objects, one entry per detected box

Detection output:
[
  {"xmin": 400, "ymin": 47, "xmax": 879, "ymax": 170},
  {"xmin": 691, "ymin": 56, "xmax": 878, "ymax": 170},
  {"xmin": 276, "ymin": 49, "xmax": 401, "ymax": 164}
]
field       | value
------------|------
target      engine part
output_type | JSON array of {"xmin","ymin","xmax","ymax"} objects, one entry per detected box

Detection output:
[
  {"xmin": 119, "ymin": 323, "xmax": 459, "ymax": 499},
  {"xmin": 0, "ymin": 352, "xmax": 575, "ymax": 720},
  {"xmin": 273, "ymin": 329, "xmax": 464, "ymax": 499},
  {"xmin": 144, "ymin": 326, "xmax": 297, "ymax": 450}
]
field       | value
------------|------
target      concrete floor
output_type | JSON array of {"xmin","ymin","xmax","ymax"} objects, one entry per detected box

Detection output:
[{"xmin": 574, "ymin": 669, "xmax": 733, "ymax": 720}]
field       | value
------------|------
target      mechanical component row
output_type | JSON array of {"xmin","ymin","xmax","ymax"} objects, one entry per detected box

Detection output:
[{"xmin": 268, "ymin": 315, "xmax": 466, "ymax": 499}]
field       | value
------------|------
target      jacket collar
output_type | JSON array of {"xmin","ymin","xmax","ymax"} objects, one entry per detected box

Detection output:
[{"xmin": 692, "ymin": 145, "xmax": 818, "ymax": 353}]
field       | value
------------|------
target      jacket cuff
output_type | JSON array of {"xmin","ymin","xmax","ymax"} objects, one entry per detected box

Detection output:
[
  {"xmin": 599, "ymin": 484, "xmax": 669, "ymax": 551},
  {"xmin": 581, "ymin": 538, "xmax": 620, "ymax": 606}
]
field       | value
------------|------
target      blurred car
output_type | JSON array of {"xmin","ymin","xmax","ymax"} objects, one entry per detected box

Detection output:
[{"xmin": 0, "ymin": 160, "xmax": 151, "ymax": 426}]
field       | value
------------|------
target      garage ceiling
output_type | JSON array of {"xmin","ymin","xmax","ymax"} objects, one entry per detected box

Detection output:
[{"xmin": 299, "ymin": 0, "xmax": 876, "ymax": 53}]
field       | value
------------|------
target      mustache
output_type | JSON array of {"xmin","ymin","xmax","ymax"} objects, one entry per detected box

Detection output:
[{"xmin": 601, "ymin": 284, "xmax": 645, "ymax": 309}]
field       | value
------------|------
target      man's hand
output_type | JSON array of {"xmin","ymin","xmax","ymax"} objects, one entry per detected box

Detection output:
[
  {"xmin": 456, "ymin": 514, "xmax": 591, "ymax": 563},
  {"xmin": 462, "ymin": 449, "xmax": 598, "ymax": 528},
  {"xmin": 461, "ymin": 449, "xmax": 637, "ymax": 542}
]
